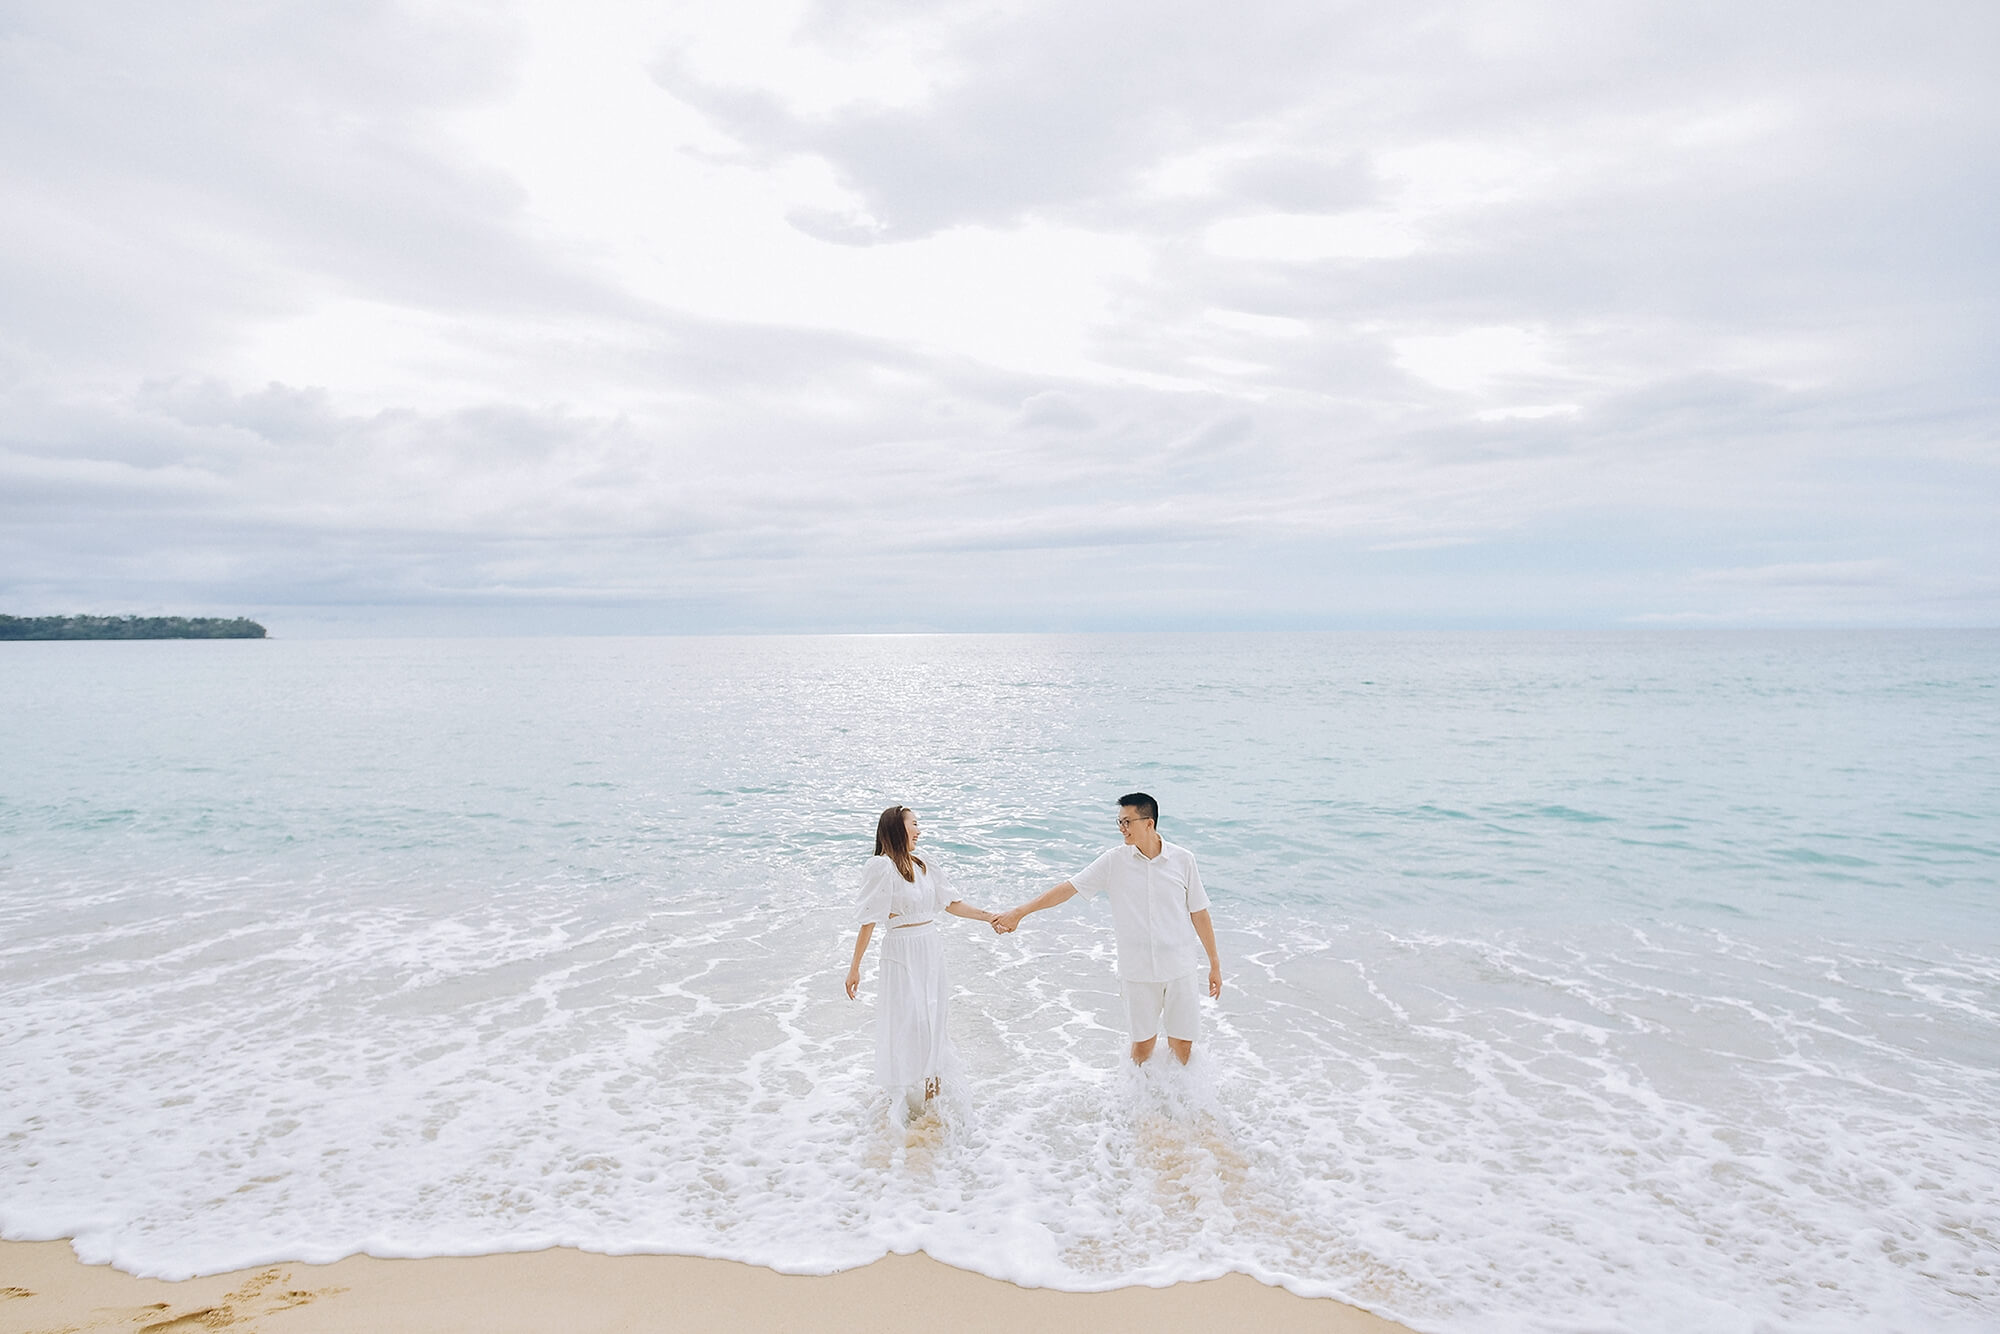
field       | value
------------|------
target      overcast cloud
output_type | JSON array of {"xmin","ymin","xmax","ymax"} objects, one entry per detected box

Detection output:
[{"xmin": 2, "ymin": 0, "xmax": 1995, "ymax": 632}]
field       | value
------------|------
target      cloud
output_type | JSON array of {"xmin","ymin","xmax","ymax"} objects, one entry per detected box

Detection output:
[
  {"xmin": 784, "ymin": 207, "xmax": 891, "ymax": 246},
  {"xmin": 655, "ymin": 0, "xmax": 1361, "ymax": 238},
  {"xmin": 1014, "ymin": 391, "xmax": 1096, "ymax": 431},
  {"xmin": 1695, "ymin": 561, "xmax": 1900, "ymax": 590},
  {"xmin": 1, "ymin": 0, "xmax": 1995, "ymax": 629}
]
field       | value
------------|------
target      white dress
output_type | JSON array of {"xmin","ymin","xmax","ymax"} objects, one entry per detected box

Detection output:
[{"xmin": 855, "ymin": 855, "xmax": 959, "ymax": 1099}]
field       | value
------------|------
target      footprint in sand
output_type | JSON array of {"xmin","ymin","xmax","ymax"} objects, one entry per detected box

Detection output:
[
  {"xmin": 137, "ymin": 1306, "xmax": 235, "ymax": 1332},
  {"xmin": 85, "ymin": 1267, "xmax": 346, "ymax": 1332}
]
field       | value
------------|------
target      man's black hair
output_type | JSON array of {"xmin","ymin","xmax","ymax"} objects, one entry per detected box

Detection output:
[{"xmin": 1118, "ymin": 792, "xmax": 1159, "ymax": 825}]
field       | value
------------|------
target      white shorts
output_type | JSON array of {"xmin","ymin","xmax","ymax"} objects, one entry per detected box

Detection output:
[{"xmin": 1121, "ymin": 970, "xmax": 1203, "ymax": 1042}]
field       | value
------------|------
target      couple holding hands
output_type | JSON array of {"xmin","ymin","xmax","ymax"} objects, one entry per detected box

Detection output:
[{"xmin": 844, "ymin": 792, "xmax": 1224, "ymax": 1120}]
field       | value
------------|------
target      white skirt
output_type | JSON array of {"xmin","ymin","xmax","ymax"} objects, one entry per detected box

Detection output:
[{"xmin": 874, "ymin": 921, "xmax": 955, "ymax": 1092}]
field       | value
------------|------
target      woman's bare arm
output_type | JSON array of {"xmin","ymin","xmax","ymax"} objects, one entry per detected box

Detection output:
[{"xmin": 844, "ymin": 923, "xmax": 875, "ymax": 999}]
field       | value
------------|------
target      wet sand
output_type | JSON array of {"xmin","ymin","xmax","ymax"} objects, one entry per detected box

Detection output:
[{"xmin": 0, "ymin": 1239, "xmax": 1418, "ymax": 1333}]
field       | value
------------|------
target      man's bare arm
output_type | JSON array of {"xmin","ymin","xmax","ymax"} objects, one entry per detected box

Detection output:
[
  {"xmin": 993, "ymin": 881, "xmax": 1077, "ymax": 933},
  {"xmin": 1191, "ymin": 908, "xmax": 1222, "ymax": 997}
]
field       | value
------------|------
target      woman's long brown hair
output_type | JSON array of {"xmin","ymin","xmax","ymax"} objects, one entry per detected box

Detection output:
[{"xmin": 874, "ymin": 805, "xmax": 926, "ymax": 883}]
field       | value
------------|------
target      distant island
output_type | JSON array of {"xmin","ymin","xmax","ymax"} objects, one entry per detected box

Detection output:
[{"xmin": 0, "ymin": 614, "xmax": 268, "ymax": 640}]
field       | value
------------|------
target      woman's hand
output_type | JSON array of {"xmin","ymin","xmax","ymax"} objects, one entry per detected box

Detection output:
[{"xmin": 845, "ymin": 965, "xmax": 861, "ymax": 999}]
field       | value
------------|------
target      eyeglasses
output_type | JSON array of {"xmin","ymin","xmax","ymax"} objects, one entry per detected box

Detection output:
[{"xmin": 1116, "ymin": 816, "xmax": 1152, "ymax": 829}]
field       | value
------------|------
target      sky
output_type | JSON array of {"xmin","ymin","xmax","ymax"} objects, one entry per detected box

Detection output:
[{"xmin": 2, "ymin": 0, "xmax": 1996, "ymax": 634}]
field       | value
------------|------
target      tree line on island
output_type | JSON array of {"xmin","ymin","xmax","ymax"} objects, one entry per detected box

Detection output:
[{"xmin": 0, "ymin": 614, "xmax": 268, "ymax": 640}]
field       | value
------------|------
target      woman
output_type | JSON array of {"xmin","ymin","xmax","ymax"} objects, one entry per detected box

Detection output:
[{"xmin": 844, "ymin": 805, "xmax": 997, "ymax": 1119}]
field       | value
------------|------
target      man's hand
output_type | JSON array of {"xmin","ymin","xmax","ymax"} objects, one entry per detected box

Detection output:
[
  {"xmin": 991, "ymin": 908, "xmax": 1023, "ymax": 934},
  {"xmin": 1207, "ymin": 965, "xmax": 1223, "ymax": 999},
  {"xmin": 845, "ymin": 966, "xmax": 862, "ymax": 999}
]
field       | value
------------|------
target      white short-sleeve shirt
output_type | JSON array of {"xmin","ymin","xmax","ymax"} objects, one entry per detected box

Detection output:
[
  {"xmin": 856, "ymin": 855, "xmax": 951, "ymax": 928},
  {"xmin": 1069, "ymin": 840, "xmax": 1210, "ymax": 982}
]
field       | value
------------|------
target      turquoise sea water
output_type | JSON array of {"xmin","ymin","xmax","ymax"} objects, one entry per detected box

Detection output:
[{"xmin": 2, "ymin": 632, "xmax": 1996, "ymax": 1332}]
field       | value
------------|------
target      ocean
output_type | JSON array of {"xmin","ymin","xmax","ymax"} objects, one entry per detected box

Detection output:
[{"xmin": 1, "ymin": 631, "xmax": 1995, "ymax": 1332}]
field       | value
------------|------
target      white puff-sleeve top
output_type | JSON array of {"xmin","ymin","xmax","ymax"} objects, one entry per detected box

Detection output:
[{"xmin": 856, "ymin": 855, "xmax": 952, "ymax": 928}]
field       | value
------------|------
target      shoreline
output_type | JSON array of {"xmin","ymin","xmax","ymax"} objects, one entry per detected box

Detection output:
[{"xmin": 0, "ymin": 1240, "xmax": 1422, "ymax": 1333}]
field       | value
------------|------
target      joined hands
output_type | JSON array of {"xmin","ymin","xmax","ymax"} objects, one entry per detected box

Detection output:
[{"xmin": 990, "ymin": 908, "xmax": 1024, "ymax": 934}]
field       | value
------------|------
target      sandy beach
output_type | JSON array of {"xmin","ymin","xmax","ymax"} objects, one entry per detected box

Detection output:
[{"xmin": 0, "ymin": 1241, "xmax": 1417, "ymax": 1334}]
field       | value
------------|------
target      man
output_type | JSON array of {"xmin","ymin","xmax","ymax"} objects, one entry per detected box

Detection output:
[{"xmin": 994, "ymin": 792, "xmax": 1221, "ymax": 1065}]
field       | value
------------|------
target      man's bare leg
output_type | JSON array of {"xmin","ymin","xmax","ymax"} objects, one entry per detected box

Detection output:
[
  {"xmin": 1167, "ymin": 1037, "xmax": 1192, "ymax": 1065},
  {"xmin": 1130, "ymin": 1036, "xmax": 1157, "ymax": 1064}
]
